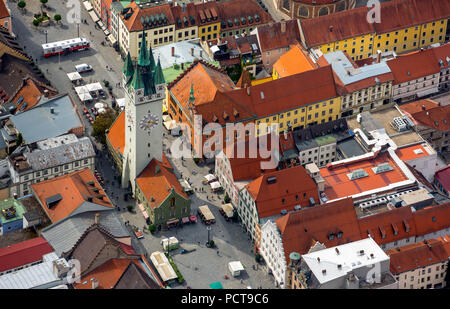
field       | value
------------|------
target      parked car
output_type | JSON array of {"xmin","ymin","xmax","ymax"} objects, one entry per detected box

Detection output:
[{"xmin": 75, "ymin": 63, "xmax": 93, "ymax": 73}]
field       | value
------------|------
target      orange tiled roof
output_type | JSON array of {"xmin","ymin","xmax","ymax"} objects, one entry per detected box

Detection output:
[
  {"xmin": 387, "ymin": 238, "xmax": 449, "ymax": 275},
  {"xmin": 387, "ymin": 49, "xmax": 441, "ymax": 84},
  {"xmin": 136, "ymin": 154, "xmax": 188, "ymax": 209},
  {"xmin": 409, "ymin": 105, "xmax": 450, "ymax": 132},
  {"xmin": 246, "ymin": 165, "xmax": 319, "ymax": 218},
  {"xmin": 273, "ymin": 43, "xmax": 316, "ymax": 78},
  {"xmin": 358, "ymin": 206, "xmax": 416, "ymax": 245},
  {"xmin": 256, "ymin": 19, "xmax": 301, "ymax": 52},
  {"xmin": 0, "ymin": 0, "xmax": 9, "ymax": 19},
  {"xmin": 31, "ymin": 168, "xmax": 113, "ymax": 223},
  {"xmin": 122, "ymin": 3, "xmax": 175, "ymax": 32},
  {"xmin": 320, "ymin": 152, "xmax": 408, "ymax": 201},
  {"xmin": 400, "ymin": 99, "xmax": 439, "ymax": 116},
  {"xmin": 9, "ymin": 77, "xmax": 58, "ymax": 112},
  {"xmin": 106, "ymin": 111, "xmax": 125, "ymax": 156},
  {"xmin": 413, "ymin": 202, "xmax": 450, "ymax": 237},
  {"xmin": 275, "ymin": 197, "xmax": 362, "ymax": 259},
  {"xmin": 395, "ymin": 144, "xmax": 431, "ymax": 162}
]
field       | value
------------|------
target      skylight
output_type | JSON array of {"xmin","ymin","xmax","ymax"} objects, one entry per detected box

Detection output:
[
  {"xmin": 347, "ymin": 169, "xmax": 368, "ymax": 180},
  {"xmin": 372, "ymin": 163, "xmax": 394, "ymax": 174}
]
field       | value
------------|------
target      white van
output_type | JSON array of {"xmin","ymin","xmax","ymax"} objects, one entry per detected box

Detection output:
[{"xmin": 75, "ymin": 64, "xmax": 93, "ymax": 73}]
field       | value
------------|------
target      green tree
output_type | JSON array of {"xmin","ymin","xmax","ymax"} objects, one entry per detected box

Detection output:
[
  {"xmin": 40, "ymin": 0, "xmax": 48, "ymax": 4},
  {"xmin": 54, "ymin": 14, "xmax": 62, "ymax": 23},
  {"xmin": 32, "ymin": 19, "xmax": 40, "ymax": 27},
  {"xmin": 224, "ymin": 193, "xmax": 231, "ymax": 203},
  {"xmin": 18, "ymin": 1, "xmax": 26, "ymax": 10},
  {"xmin": 91, "ymin": 109, "xmax": 117, "ymax": 144},
  {"xmin": 16, "ymin": 133, "xmax": 23, "ymax": 146}
]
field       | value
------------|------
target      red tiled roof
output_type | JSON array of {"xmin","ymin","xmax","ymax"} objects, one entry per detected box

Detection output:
[
  {"xmin": 413, "ymin": 202, "xmax": 450, "ymax": 237},
  {"xmin": 431, "ymin": 42, "xmax": 450, "ymax": 70},
  {"xmin": 320, "ymin": 152, "xmax": 408, "ymax": 201},
  {"xmin": 387, "ymin": 238, "xmax": 449, "ymax": 275},
  {"xmin": 0, "ymin": 0, "xmax": 9, "ymax": 19},
  {"xmin": 74, "ymin": 259, "xmax": 135, "ymax": 289},
  {"xmin": 31, "ymin": 168, "xmax": 113, "ymax": 223},
  {"xmin": 246, "ymin": 165, "xmax": 318, "ymax": 218},
  {"xmin": 216, "ymin": 0, "xmax": 273, "ymax": 32},
  {"xmin": 358, "ymin": 206, "xmax": 416, "ymax": 245},
  {"xmin": 276, "ymin": 197, "xmax": 362, "ymax": 259},
  {"xmin": 400, "ymin": 99, "xmax": 439, "ymax": 116},
  {"xmin": 121, "ymin": 3, "xmax": 175, "ymax": 32},
  {"xmin": 435, "ymin": 166, "xmax": 450, "ymax": 192},
  {"xmin": 387, "ymin": 49, "xmax": 441, "ymax": 84},
  {"xmin": 256, "ymin": 19, "xmax": 301, "ymax": 52},
  {"xmin": 374, "ymin": 0, "xmax": 450, "ymax": 35},
  {"xmin": 409, "ymin": 105, "xmax": 450, "ymax": 132},
  {"xmin": 136, "ymin": 154, "xmax": 188, "ymax": 209},
  {"xmin": 0, "ymin": 237, "xmax": 53, "ymax": 272},
  {"xmin": 9, "ymin": 77, "xmax": 58, "ymax": 112},
  {"xmin": 106, "ymin": 111, "xmax": 125, "ymax": 156},
  {"xmin": 300, "ymin": 7, "xmax": 374, "ymax": 48}
]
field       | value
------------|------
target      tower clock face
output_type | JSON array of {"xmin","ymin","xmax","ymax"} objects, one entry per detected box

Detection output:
[{"xmin": 139, "ymin": 113, "xmax": 159, "ymax": 131}]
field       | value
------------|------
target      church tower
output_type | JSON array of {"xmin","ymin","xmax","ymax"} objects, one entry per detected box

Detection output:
[{"xmin": 121, "ymin": 31, "xmax": 166, "ymax": 194}]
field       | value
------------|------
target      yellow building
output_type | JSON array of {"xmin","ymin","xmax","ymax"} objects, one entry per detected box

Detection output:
[{"xmin": 300, "ymin": 0, "xmax": 450, "ymax": 61}]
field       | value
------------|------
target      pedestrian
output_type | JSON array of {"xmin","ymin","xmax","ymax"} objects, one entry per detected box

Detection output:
[{"xmin": 216, "ymin": 250, "xmax": 219, "ymax": 255}]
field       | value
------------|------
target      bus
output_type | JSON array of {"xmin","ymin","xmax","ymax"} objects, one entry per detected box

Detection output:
[{"xmin": 42, "ymin": 38, "xmax": 90, "ymax": 58}]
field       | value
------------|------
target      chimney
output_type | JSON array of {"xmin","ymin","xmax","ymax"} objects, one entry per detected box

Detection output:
[
  {"xmin": 50, "ymin": 107, "xmax": 54, "ymax": 114},
  {"xmin": 329, "ymin": 26, "xmax": 333, "ymax": 32},
  {"xmin": 171, "ymin": 46, "xmax": 175, "ymax": 57},
  {"xmin": 337, "ymin": 264, "xmax": 342, "ymax": 270},
  {"xmin": 247, "ymin": 87, "xmax": 250, "ymax": 96},
  {"xmin": 91, "ymin": 278, "xmax": 99, "ymax": 289},
  {"xmin": 44, "ymin": 89, "xmax": 49, "ymax": 97},
  {"xmin": 422, "ymin": 105, "xmax": 425, "ymax": 110},
  {"xmin": 280, "ymin": 20, "xmax": 286, "ymax": 33},
  {"xmin": 376, "ymin": 50, "xmax": 382, "ymax": 63},
  {"xmin": 191, "ymin": 47, "xmax": 194, "ymax": 56},
  {"xmin": 95, "ymin": 213, "xmax": 100, "ymax": 224}
]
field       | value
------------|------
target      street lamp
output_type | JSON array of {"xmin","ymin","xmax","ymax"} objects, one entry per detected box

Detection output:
[
  {"xmin": 44, "ymin": 30, "xmax": 48, "ymax": 43},
  {"xmin": 206, "ymin": 226, "xmax": 211, "ymax": 245},
  {"xmin": 76, "ymin": 21, "xmax": 80, "ymax": 38}
]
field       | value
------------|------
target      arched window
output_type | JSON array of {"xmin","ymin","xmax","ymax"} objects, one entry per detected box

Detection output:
[
  {"xmin": 298, "ymin": 6, "xmax": 309, "ymax": 18},
  {"xmin": 282, "ymin": 0, "xmax": 290, "ymax": 11},
  {"xmin": 318, "ymin": 6, "xmax": 329, "ymax": 16},
  {"xmin": 337, "ymin": 1, "xmax": 346, "ymax": 12}
]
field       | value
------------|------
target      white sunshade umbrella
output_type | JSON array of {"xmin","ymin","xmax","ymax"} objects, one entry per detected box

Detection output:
[
  {"xmin": 86, "ymin": 82, "xmax": 103, "ymax": 92},
  {"xmin": 116, "ymin": 98, "xmax": 126, "ymax": 108},
  {"xmin": 94, "ymin": 102, "xmax": 104, "ymax": 109},
  {"xmin": 98, "ymin": 108, "xmax": 107, "ymax": 113},
  {"xmin": 67, "ymin": 72, "xmax": 82, "ymax": 81}
]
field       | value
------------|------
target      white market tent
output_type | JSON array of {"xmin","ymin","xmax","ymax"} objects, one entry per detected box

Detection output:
[
  {"xmin": 204, "ymin": 174, "xmax": 217, "ymax": 183},
  {"xmin": 116, "ymin": 98, "xmax": 126, "ymax": 108},
  {"xmin": 228, "ymin": 261, "xmax": 244, "ymax": 276},
  {"xmin": 150, "ymin": 251, "xmax": 177, "ymax": 282},
  {"xmin": 89, "ymin": 10, "xmax": 99, "ymax": 23},
  {"xmin": 83, "ymin": 1, "xmax": 93, "ymax": 11},
  {"xmin": 78, "ymin": 92, "xmax": 92, "ymax": 102},
  {"xmin": 221, "ymin": 203, "xmax": 234, "ymax": 218},
  {"xmin": 75, "ymin": 85, "xmax": 89, "ymax": 95},
  {"xmin": 210, "ymin": 181, "xmax": 222, "ymax": 191},
  {"xmin": 86, "ymin": 82, "xmax": 103, "ymax": 92},
  {"xmin": 67, "ymin": 72, "xmax": 82, "ymax": 81}
]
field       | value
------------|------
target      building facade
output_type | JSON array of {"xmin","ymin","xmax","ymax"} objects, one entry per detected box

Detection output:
[
  {"xmin": 0, "ymin": 0, "xmax": 11, "ymax": 33},
  {"xmin": 276, "ymin": 0, "xmax": 355, "ymax": 20}
]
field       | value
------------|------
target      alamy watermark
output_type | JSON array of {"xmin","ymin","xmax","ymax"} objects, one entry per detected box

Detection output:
[
  {"xmin": 367, "ymin": 0, "xmax": 381, "ymax": 24},
  {"xmin": 66, "ymin": 0, "xmax": 81, "ymax": 24}
]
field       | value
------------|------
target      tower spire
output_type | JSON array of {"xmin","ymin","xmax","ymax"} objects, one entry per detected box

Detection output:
[
  {"xmin": 131, "ymin": 62, "xmax": 144, "ymax": 91},
  {"xmin": 149, "ymin": 42, "xmax": 156, "ymax": 72},
  {"xmin": 138, "ymin": 29, "xmax": 150, "ymax": 67},
  {"xmin": 123, "ymin": 51, "xmax": 134, "ymax": 85},
  {"xmin": 154, "ymin": 56, "xmax": 165, "ymax": 86}
]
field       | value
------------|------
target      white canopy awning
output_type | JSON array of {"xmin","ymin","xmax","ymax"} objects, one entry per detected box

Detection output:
[
  {"xmin": 67, "ymin": 72, "xmax": 82, "ymax": 81},
  {"xmin": 210, "ymin": 45, "xmax": 220, "ymax": 53},
  {"xmin": 97, "ymin": 20, "xmax": 105, "ymax": 28},
  {"xmin": 162, "ymin": 114, "xmax": 171, "ymax": 122},
  {"xmin": 108, "ymin": 35, "xmax": 117, "ymax": 45},
  {"xmin": 83, "ymin": 1, "xmax": 93, "ymax": 11},
  {"xmin": 116, "ymin": 98, "xmax": 126, "ymax": 108},
  {"xmin": 164, "ymin": 119, "xmax": 178, "ymax": 131},
  {"xmin": 86, "ymin": 82, "xmax": 103, "ymax": 92},
  {"xmin": 89, "ymin": 10, "xmax": 99, "ymax": 23},
  {"xmin": 98, "ymin": 108, "xmax": 107, "ymax": 113},
  {"xmin": 104, "ymin": 29, "xmax": 111, "ymax": 36},
  {"xmin": 78, "ymin": 92, "xmax": 92, "ymax": 101},
  {"xmin": 94, "ymin": 102, "xmax": 104, "ymax": 109},
  {"xmin": 210, "ymin": 181, "xmax": 222, "ymax": 190},
  {"xmin": 75, "ymin": 85, "xmax": 89, "ymax": 95},
  {"xmin": 204, "ymin": 174, "xmax": 217, "ymax": 182}
]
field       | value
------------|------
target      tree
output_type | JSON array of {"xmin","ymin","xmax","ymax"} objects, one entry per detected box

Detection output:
[
  {"xmin": 224, "ymin": 193, "xmax": 231, "ymax": 204},
  {"xmin": 32, "ymin": 19, "xmax": 40, "ymax": 27},
  {"xmin": 54, "ymin": 14, "xmax": 62, "ymax": 23},
  {"xmin": 18, "ymin": 1, "xmax": 26, "ymax": 10},
  {"xmin": 40, "ymin": 0, "xmax": 48, "ymax": 4},
  {"xmin": 16, "ymin": 133, "xmax": 23, "ymax": 146},
  {"xmin": 91, "ymin": 109, "xmax": 117, "ymax": 144}
]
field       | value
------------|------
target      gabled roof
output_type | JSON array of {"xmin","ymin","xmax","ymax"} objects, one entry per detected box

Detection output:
[
  {"xmin": 387, "ymin": 49, "xmax": 441, "ymax": 84},
  {"xmin": 106, "ymin": 110, "xmax": 125, "ymax": 156},
  {"xmin": 121, "ymin": 3, "xmax": 175, "ymax": 32},
  {"xmin": 300, "ymin": 7, "xmax": 374, "ymax": 48},
  {"xmin": 0, "ymin": 237, "xmax": 54, "ymax": 272},
  {"xmin": 400, "ymin": 99, "xmax": 439, "ymax": 116},
  {"xmin": 8, "ymin": 77, "xmax": 58, "ymax": 113},
  {"xmin": 387, "ymin": 238, "xmax": 450, "ymax": 275},
  {"xmin": 409, "ymin": 105, "xmax": 450, "ymax": 132},
  {"xmin": 431, "ymin": 42, "xmax": 450, "ymax": 70},
  {"xmin": 358, "ymin": 206, "xmax": 416, "ymax": 245},
  {"xmin": 256, "ymin": 19, "xmax": 301, "ymax": 52},
  {"xmin": 275, "ymin": 197, "xmax": 362, "ymax": 260},
  {"xmin": 273, "ymin": 43, "xmax": 316, "ymax": 78},
  {"xmin": 246, "ymin": 165, "xmax": 318, "ymax": 218},
  {"xmin": 74, "ymin": 258, "xmax": 161, "ymax": 289},
  {"xmin": 31, "ymin": 168, "xmax": 113, "ymax": 223},
  {"xmin": 136, "ymin": 154, "xmax": 188, "ymax": 209},
  {"xmin": 434, "ymin": 166, "xmax": 450, "ymax": 191},
  {"xmin": 0, "ymin": 0, "xmax": 10, "ymax": 19}
]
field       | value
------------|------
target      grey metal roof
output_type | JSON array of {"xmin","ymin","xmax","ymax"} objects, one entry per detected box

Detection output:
[
  {"xmin": 153, "ymin": 40, "xmax": 212, "ymax": 70},
  {"xmin": 10, "ymin": 94, "xmax": 83, "ymax": 144},
  {"xmin": 323, "ymin": 51, "xmax": 391, "ymax": 86},
  {"xmin": 25, "ymin": 137, "xmax": 94, "ymax": 171},
  {"xmin": 41, "ymin": 209, "xmax": 129, "ymax": 257}
]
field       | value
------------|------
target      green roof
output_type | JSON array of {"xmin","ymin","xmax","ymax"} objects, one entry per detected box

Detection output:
[
  {"xmin": 0, "ymin": 198, "xmax": 26, "ymax": 224},
  {"xmin": 315, "ymin": 135, "xmax": 337, "ymax": 147},
  {"xmin": 138, "ymin": 31, "xmax": 150, "ymax": 67},
  {"xmin": 131, "ymin": 66, "xmax": 145, "ymax": 91},
  {"xmin": 162, "ymin": 61, "xmax": 220, "ymax": 84}
]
